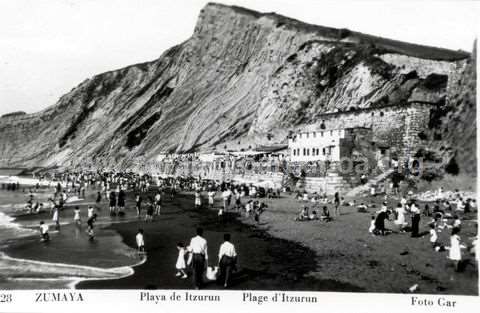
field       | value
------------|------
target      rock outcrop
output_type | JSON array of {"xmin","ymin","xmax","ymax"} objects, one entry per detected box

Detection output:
[{"xmin": 0, "ymin": 3, "xmax": 474, "ymax": 174}]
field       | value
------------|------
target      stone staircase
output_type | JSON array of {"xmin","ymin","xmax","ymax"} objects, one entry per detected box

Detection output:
[{"xmin": 344, "ymin": 168, "xmax": 394, "ymax": 198}]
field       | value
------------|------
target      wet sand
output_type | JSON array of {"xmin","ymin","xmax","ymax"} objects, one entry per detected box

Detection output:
[
  {"xmin": 77, "ymin": 193, "xmax": 360, "ymax": 291},
  {"xmin": 2, "ymin": 187, "xmax": 357, "ymax": 291}
]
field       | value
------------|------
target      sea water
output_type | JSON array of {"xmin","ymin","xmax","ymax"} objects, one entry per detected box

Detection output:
[{"xmin": 0, "ymin": 190, "xmax": 140, "ymax": 289}]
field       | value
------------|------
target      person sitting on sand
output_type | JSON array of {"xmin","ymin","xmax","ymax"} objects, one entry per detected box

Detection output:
[
  {"xmin": 136, "ymin": 229, "xmax": 145, "ymax": 253},
  {"xmin": 320, "ymin": 206, "xmax": 331, "ymax": 222},
  {"xmin": 295, "ymin": 206, "xmax": 309, "ymax": 221},
  {"xmin": 309, "ymin": 210, "xmax": 319, "ymax": 220},
  {"xmin": 39, "ymin": 221, "xmax": 49, "ymax": 242},
  {"xmin": 175, "ymin": 242, "xmax": 188, "ymax": 279},
  {"xmin": 254, "ymin": 202, "xmax": 267, "ymax": 223},
  {"xmin": 357, "ymin": 202, "xmax": 368, "ymax": 213}
]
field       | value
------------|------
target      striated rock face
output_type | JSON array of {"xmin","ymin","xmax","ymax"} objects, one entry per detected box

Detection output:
[{"xmin": 0, "ymin": 3, "xmax": 474, "ymax": 172}]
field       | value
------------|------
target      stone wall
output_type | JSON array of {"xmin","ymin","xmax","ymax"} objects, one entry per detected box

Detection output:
[{"xmin": 301, "ymin": 102, "xmax": 433, "ymax": 162}]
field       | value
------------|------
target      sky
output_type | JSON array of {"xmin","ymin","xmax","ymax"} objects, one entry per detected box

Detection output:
[{"xmin": 0, "ymin": 0, "xmax": 478, "ymax": 116}]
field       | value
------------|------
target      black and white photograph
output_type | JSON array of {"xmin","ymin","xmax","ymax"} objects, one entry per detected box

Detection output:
[{"xmin": 0, "ymin": 0, "xmax": 478, "ymax": 311}]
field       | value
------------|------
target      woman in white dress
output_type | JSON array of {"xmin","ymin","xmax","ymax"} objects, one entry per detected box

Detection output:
[
  {"xmin": 394, "ymin": 203, "xmax": 406, "ymax": 231},
  {"xmin": 449, "ymin": 227, "xmax": 464, "ymax": 271},
  {"xmin": 52, "ymin": 206, "xmax": 60, "ymax": 230}
]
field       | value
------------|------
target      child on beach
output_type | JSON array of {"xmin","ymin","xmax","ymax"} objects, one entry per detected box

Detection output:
[
  {"xmin": 39, "ymin": 221, "xmax": 49, "ymax": 242},
  {"xmin": 448, "ymin": 227, "xmax": 466, "ymax": 272},
  {"xmin": 87, "ymin": 213, "xmax": 97, "ymax": 242},
  {"xmin": 136, "ymin": 229, "xmax": 145, "ymax": 253},
  {"xmin": 74, "ymin": 206, "xmax": 81, "ymax": 225},
  {"xmin": 175, "ymin": 242, "xmax": 188, "ymax": 279}
]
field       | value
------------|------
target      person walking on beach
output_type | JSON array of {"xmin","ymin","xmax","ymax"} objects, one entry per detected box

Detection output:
[
  {"xmin": 188, "ymin": 227, "xmax": 208, "ymax": 289},
  {"xmin": 195, "ymin": 190, "xmax": 202, "ymax": 209},
  {"xmin": 74, "ymin": 206, "xmax": 81, "ymax": 225},
  {"xmin": 109, "ymin": 190, "xmax": 117, "ymax": 216},
  {"xmin": 39, "ymin": 221, "xmax": 49, "ymax": 242},
  {"xmin": 175, "ymin": 242, "xmax": 188, "ymax": 279},
  {"xmin": 118, "ymin": 189, "xmax": 126, "ymax": 216},
  {"xmin": 217, "ymin": 233, "xmax": 237, "ymax": 288},
  {"xmin": 154, "ymin": 191, "xmax": 162, "ymax": 216},
  {"xmin": 87, "ymin": 206, "xmax": 94, "ymax": 219},
  {"xmin": 96, "ymin": 191, "xmax": 102, "ymax": 204},
  {"xmin": 135, "ymin": 194, "xmax": 143, "ymax": 217},
  {"xmin": 136, "ymin": 229, "xmax": 145, "ymax": 254},
  {"xmin": 52, "ymin": 206, "xmax": 60, "ymax": 230}
]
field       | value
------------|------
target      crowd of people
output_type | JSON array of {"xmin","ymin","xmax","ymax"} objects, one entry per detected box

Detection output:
[{"xmin": 7, "ymin": 167, "xmax": 476, "ymax": 289}]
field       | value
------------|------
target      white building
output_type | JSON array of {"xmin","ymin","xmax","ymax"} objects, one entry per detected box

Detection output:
[{"xmin": 288, "ymin": 127, "xmax": 372, "ymax": 162}]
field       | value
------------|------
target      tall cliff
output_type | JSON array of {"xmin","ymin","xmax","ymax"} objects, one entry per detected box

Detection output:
[{"xmin": 0, "ymin": 3, "xmax": 474, "ymax": 172}]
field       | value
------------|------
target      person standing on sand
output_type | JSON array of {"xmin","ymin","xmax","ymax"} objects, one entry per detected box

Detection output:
[
  {"xmin": 109, "ymin": 190, "xmax": 117, "ymax": 216},
  {"xmin": 136, "ymin": 229, "xmax": 145, "ymax": 253},
  {"xmin": 194, "ymin": 190, "xmax": 202, "ymax": 209},
  {"xmin": 154, "ymin": 191, "xmax": 162, "ymax": 216},
  {"xmin": 208, "ymin": 189, "xmax": 215, "ymax": 209},
  {"xmin": 135, "ymin": 194, "xmax": 142, "ymax": 217},
  {"xmin": 334, "ymin": 192, "xmax": 341, "ymax": 216},
  {"xmin": 74, "ymin": 206, "xmax": 81, "ymax": 225},
  {"xmin": 96, "ymin": 191, "xmax": 102, "ymax": 204},
  {"xmin": 52, "ymin": 206, "xmax": 60, "ymax": 230},
  {"xmin": 188, "ymin": 227, "xmax": 208, "ymax": 289},
  {"xmin": 410, "ymin": 201, "xmax": 421, "ymax": 238},
  {"xmin": 217, "ymin": 233, "xmax": 237, "ymax": 288},
  {"xmin": 117, "ymin": 188, "xmax": 126, "ymax": 216},
  {"xmin": 449, "ymin": 227, "xmax": 465, "ymax": 272}
]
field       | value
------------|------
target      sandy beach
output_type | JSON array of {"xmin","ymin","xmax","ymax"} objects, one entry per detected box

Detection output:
[{"xmin": 0, "ymin": 179, "xmax": 477, "ymax": 294}]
